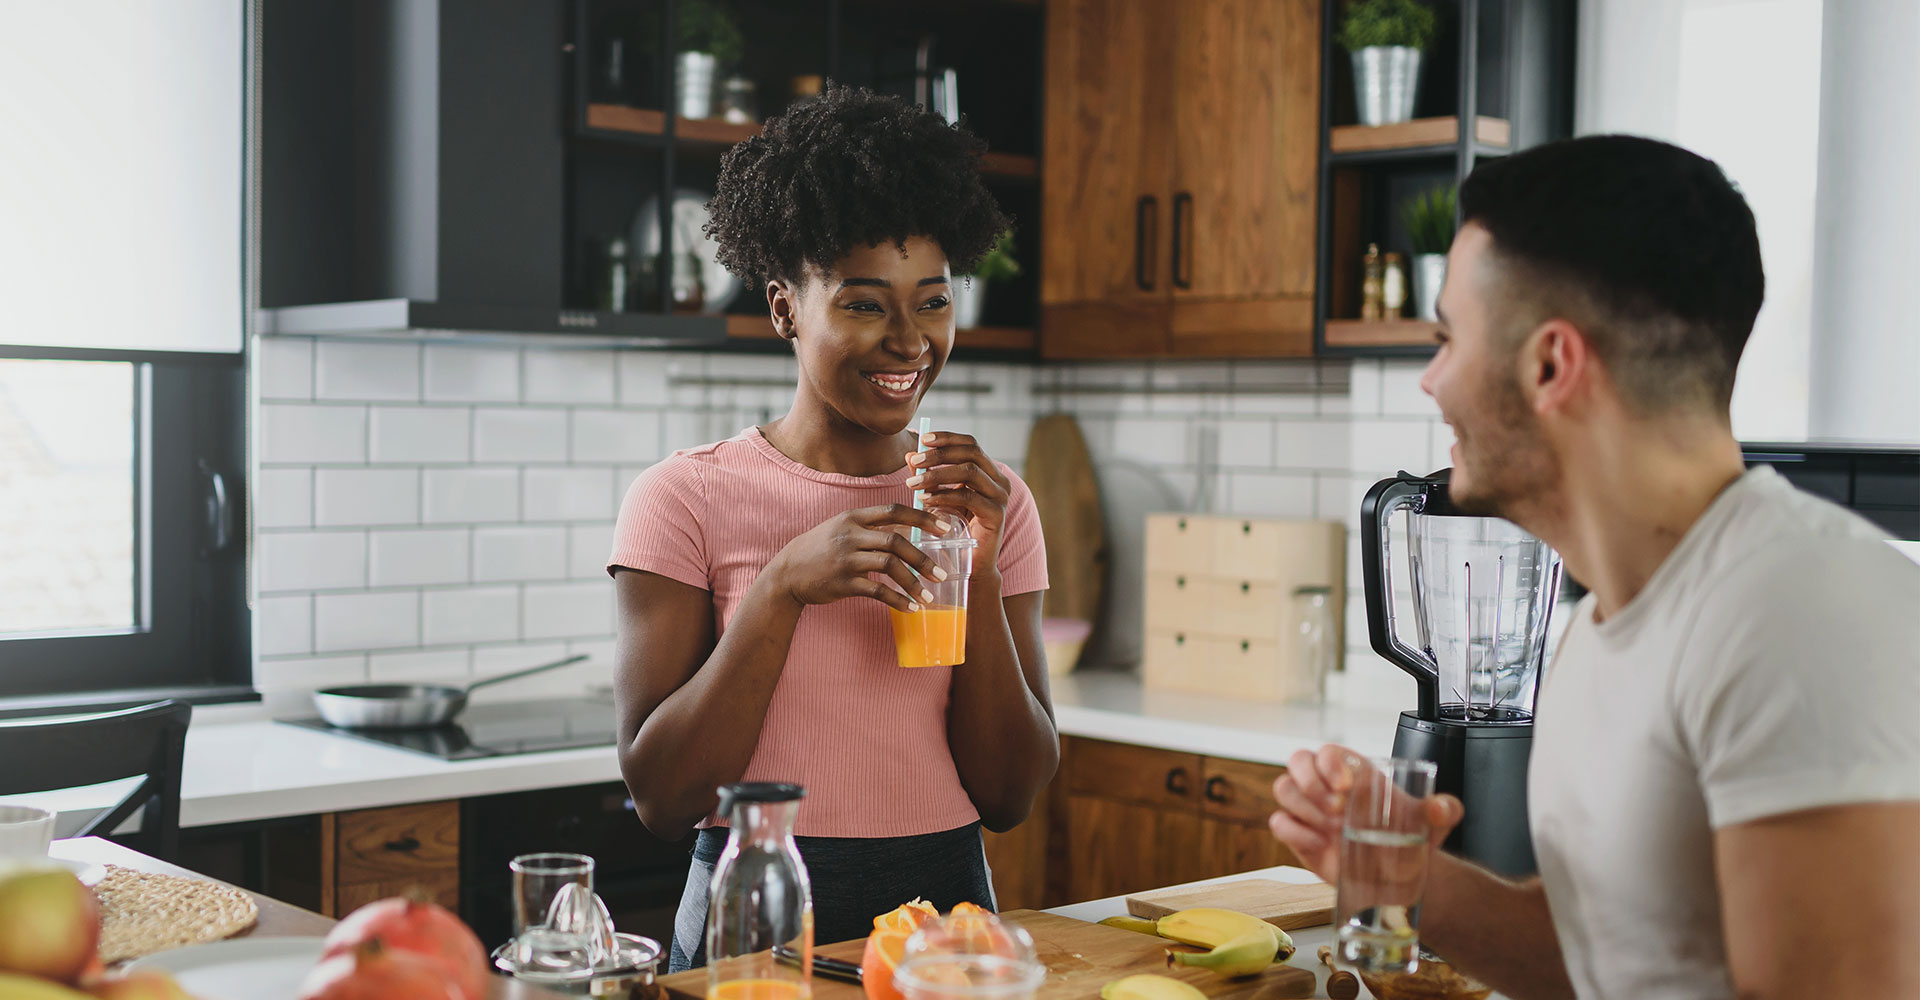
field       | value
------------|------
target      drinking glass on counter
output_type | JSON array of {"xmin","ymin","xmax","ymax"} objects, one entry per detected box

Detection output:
[
  {"xmin": 511, "ymin": 852, "xmax": 598, "ymax": 976},
  {"xmin": 890, "ymin": 512, "xmax": 977, "ymax": 668},
  {"xmin": 1336, "ymin": 756, "xmax": 1439, "ymax": 974}
]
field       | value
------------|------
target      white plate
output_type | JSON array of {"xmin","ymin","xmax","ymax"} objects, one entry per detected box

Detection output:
[
  {"xmin": 128, "ymin": 937, "xmax": 325, "ymax": 1000},
  {"xmin": 0, "ymin": 855, "xmax": 107, "ymax": 886}
]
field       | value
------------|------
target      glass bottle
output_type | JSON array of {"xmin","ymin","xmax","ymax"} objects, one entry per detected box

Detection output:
[
  {"xmin": 1382, "ymin": 252, "xmax": 1408, "ymax": 317},
  {"xmin": 1360, "ymin": 243, "xmax": 1385, "ymax": 320},
  {"xmin": 708, "ymin": 783, "xmax": 813, "ymax": 1000},
  {"xmin": 1290, "ymin": 585, "xmax": 1336, "ymax": 706}
]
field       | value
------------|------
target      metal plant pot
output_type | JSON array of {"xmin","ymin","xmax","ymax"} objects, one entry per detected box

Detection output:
[
  {"xmin": 675, "ymin": 51, "xmax": 719, "ymax": 120},
  {"xmin": 953, "ymin": 279, "xmax": 987, "ymax": 329},
  {"xmin": 1413, "ymin": 252, "xmax": 1447, "ymax": 321},
  {"xmin": 1352, "ymin": 45, "xmax": 1422, "ymax": 126}
]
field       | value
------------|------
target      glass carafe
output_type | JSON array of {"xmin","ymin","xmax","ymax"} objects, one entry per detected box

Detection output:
[
  {"xmin": 707, "ymin": 783, "xmax": 813, "ymax": 1000},
  {"xmin": 1362, "ymin": 471, "xmax": 1563, "ymax": 722}
]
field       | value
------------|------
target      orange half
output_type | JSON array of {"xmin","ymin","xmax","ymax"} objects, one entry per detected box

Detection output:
[
  {"xmin": 861, "ymin": 928, "xmax": 913, "ymax": 1000},
  {"xmin": 874, "ymin": 898, "xmax": 941, "ymax": 934}
]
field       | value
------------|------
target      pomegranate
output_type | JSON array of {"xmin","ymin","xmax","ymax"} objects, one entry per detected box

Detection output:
[
  {"xmin": 299, "ymin": 940, "xmax": 464, "ymax": 1000},
  {"xmin": 321, "ymin": 895, "xmax": 487, "ymax": 1000}
]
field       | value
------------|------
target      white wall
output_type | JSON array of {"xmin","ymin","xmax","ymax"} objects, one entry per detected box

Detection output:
[
  {"xmin": 1806, "ymin": 0, "xmax": 1920, "ymax": 443},
  {"xmin": 1576, "ymin": 0, "xmax": 1824, "ymax": 441}
]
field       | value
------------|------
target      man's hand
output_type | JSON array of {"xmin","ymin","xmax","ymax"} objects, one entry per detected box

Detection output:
[{"xmin": 1269, "ymin": 743, "xmax": 1464, "ymax": 883}]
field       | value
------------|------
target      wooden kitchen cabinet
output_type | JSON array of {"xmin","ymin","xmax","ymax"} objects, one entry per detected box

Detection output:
[
  {"xmin": 1042, "ymin": 0, "xmax": 1321, "ymax": 360},
  {"xmin": 324, "ymin": 800, "xmax": 461, "ymax": 916}
]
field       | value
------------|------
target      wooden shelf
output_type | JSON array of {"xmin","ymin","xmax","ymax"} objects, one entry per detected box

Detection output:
[
  {"xmin": 1323, "ymin": 318, "xmax": 1441, "ymax": 349},
  {"xmin": 725, "ymin": 313, "xmax": 777, "ymax": 339},
  {"xmin": 957, "ymin": 326, "xmax": 1036, "ymax": 351},
  {"xmin": 583, "ymin": 104, "xmax": 1038, "ymax": 178},
  {"xmin": 1329, "ymin": 116, "xmax": 1510, "ymax": 155}
]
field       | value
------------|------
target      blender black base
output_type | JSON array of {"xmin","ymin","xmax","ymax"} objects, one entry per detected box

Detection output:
[{"xmin": 1391, "ymin": 711, "xmax": 1537, "ymax": 877}]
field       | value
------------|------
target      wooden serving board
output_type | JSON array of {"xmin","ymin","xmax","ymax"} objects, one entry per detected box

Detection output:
[
  {"xmin": 659, "ymin": 910, "xmax": 1313, "ymax": 1000},
  {"xmin": 1126, "ymin": 879, "xmax": 1336, "ymax": 931},
  {"xmin": 1023, "ymin": 414, "xmax": 1107, "ymax": 661}
]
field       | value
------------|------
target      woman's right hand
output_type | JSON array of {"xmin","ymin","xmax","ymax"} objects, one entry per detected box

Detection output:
[{"xmin": 766, "ymin": 504, "xmax": 951, "ymax": 613}]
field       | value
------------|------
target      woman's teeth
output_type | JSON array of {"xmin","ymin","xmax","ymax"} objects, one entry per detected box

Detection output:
[{"xmin": 865, "ymin": 371, "xmax": 921, "ymax": 392}]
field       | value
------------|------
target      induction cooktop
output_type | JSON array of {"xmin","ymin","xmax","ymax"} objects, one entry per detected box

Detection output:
[{"xmin": 280, "ymin": 697, "xmax": 617, "ymax": 761}]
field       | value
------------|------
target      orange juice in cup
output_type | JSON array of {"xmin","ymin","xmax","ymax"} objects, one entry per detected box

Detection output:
[{"xmin": 892, "ymin": 515, "xmax": 977, "ymax": 668}]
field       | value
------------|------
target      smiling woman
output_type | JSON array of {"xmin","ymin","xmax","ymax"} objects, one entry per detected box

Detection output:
[{"xmin": 604, "ymin": 87, "xmax": 1056, "ymax": 973}]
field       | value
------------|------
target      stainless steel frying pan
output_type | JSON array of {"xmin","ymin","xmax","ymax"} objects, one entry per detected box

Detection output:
[{"xmin": 312, "ymin": 654, "xmax": 589, "ymax": 730}]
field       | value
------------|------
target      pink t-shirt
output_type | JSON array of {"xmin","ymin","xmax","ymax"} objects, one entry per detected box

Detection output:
[{"xmin": 606, "ymin": 427, "xmax": 1049, "ymax": 838}]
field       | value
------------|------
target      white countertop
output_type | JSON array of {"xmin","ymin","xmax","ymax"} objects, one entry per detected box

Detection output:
[{"xmin": 10, "ymin": 671, "xmax": 1405, "ymax": 832}]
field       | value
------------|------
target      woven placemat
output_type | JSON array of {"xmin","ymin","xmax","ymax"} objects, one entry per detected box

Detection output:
[{"xmin": 96, "ymin": 864, "xmax": 260, "ymax": 963}]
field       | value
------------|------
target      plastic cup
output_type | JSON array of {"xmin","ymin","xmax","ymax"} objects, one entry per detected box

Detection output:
[
  {"xmin": 892, "ymin": 514, "xmax": 977, "ymax": 668},
  {"xmin": 894, "ymin": 914, "xmax": 1046, "ymax": 1000}
]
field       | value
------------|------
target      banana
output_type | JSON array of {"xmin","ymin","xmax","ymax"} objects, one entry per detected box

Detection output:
[
  {"xmin": 1165, "ymin": 929, "xmax": 1279, "ymax": 979},
  {"xmin": 1099, "ymin": 915, "xmax": 1164, "ymax": 936},
  {"xmin": 1155, "ymin": 908, "xmax": 1296, "ymax": 964},
  {"xmin": 1100, "ymin": 974, "xmax": 1209, "ymax": 1000}
]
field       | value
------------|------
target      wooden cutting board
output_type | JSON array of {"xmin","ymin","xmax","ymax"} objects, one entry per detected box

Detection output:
[
  {"xmin": 1023, "ymin": 414, "xmax": 1107, "ymax": 641},
  {"xmin": 1126, "ymin": 879, "xmax": 1336, "ymax": 931},
  {"xmin": 658, "ymin": 910, "xmax": 1314, "ymax": 1000}
]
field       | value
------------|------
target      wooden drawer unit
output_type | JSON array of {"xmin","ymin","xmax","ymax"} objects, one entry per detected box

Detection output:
[
  {"xmin": 328, "ymin": 800, "xmax": 461, "ymax": 915},
  {"xmin": 1201, "ymin": 757, "xmax": 1288, "ymax": 826},
  {"xmin": 1067, "ymin": 738, "xmax": 1204, "ymax": 812},
  {"xmin": 1209, "ymin": 577, "xmax": 1287, "ymax": 638},
  {"xmin": 1144, "ymin": 515, "xmax": 1216, "ymax": 576},
  {"xmin": 1143, "ymin": 572, "xmax": 1211, "ymax": 633}
]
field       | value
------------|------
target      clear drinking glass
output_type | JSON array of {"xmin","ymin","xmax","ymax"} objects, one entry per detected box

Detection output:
[
  {"xmin": 893, "ymin": 914, "xmax": 1046, "ymax": 1000},
  {"xmin": 1289, "ymin": 586, "xmax": 1336, "ymax": 706},
  {"xmin": 511, "ymin": 852, "xmax": 597, "ymax": 976},
  {"xmin": 708, "ymin": 783, "xmax": 813, "ymax": 1000},
  {"xmin": 1336, "ymin": 757, "xmax": 1439, "ymax": 974}
]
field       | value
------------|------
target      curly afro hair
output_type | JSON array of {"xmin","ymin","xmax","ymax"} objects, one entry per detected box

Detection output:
[{"xmin": 703, "ymin": 85, "xmax": 1011, "ymax": 285}]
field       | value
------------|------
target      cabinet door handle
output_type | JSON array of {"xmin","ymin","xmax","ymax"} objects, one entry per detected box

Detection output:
[
  {"xmin": 383, "ymin": 836, "xmax": 421, "ymax": 853},
  {"xmin": 1135, "ymin": 195, "xmax": 1158, "ymax": 291},
  {"xmin": 1165, "ymin": 767, "xmax": 1191, "ymax": 796},
  {"xmin": 1204, "ymin": 776, "xmax": 1230, "ymax": 804},
  {"xmin": 1171, "ymin": 191, "xmax": 1193, "ymax": 290}
]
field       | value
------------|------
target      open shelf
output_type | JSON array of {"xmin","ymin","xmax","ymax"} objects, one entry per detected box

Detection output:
[
  {"xmin": 1323, "ymin": 318, "xmax": 1441, "ymax": 349},
  {"xmin": 726, "ymin": 314, "xmax": 776, "ymax": 339},
  {"xmin": 1330, "ymin": 116, "xmax": 1509, "ymax": 158},
  {"xmin": 583, "ymin": 104, "xmax": 1039, "ymax": 179}
]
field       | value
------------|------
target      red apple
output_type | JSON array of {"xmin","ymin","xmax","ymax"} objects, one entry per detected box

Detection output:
[
  {"xmin": 0, "ymin": 971, "xmax": 94, "ymax": 999},
  {"xmin": 322, "ymin": 895, "xmax": 487, "ymax": 1000},
  {"xmin": 299, "ymin": 940, "xmax": 465, "ymax": 1000},
  {"xmin": 0, "ymin": 870, "xmax": 100, "ymax": 983}
]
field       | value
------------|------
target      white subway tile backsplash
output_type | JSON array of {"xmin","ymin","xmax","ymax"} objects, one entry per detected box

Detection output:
[
  {"xmin": 1350, "ymin": 418, "xmax": 1434, "ymax": 478},
  {"xmin": 260, "ymin": 404, "xmax": 367, "ymax": 464},
  {"xmin": 474, "ymin": 408, "xmax": 568, "ymax": 463},
  {"xmin": 968, "ymin": 415, "xmax": 1032, "ymax": 468},
  {"xmin": 661, "ymin": 410, "xmax": 709, "ymax": 454},
  {"xmin": 370, "ymin": 406, "xmax": 470, "ymax": 463},
  {"xmin": 424, "ymin": 345, "xmax": 521, "ymax": 403},
  {"xmin": 255, "ymin": 336, "xmax": 314, "ymax": 400},
  {"xmin": 1347, "ymin": 359, "xmax": 1385, "ymax": 416},
  {"xmin": 1272, "ymin": 418, "xmax": 1352, "ymax": 471},
  {"xmin": 315, "ymin": 341, "xmax": 421, "ymax": 402},
  {"xmin": 1217, "ymin": 419, "xmax": 1276, "ymax": 468},
  {"xmin": 254, "ymin": 468, "xmax": 313, "ymax": 529},
  {"xmin": 369, "ymin": 528, "xmax": 471, "ymax": 587},
  {"xmin": 572, "ymin": 409, "xmax": 662, "ymax": 464},
  {"xmin": 1379, "ymin": 360, "xmax": 1437, "ymax": 418},
  {"xmin": 1110, "ymin": 417, "xmax": 1188, "ymax": 466},
  {"xmin": 525, "ymin": 351, "xmax": 617, "ymax": 404},
  {"xmin": 424, "ymin": 468, "xmax": 520, "ymax": 523},
  {"xmin": 253, "ymin": 653, "xmax": 366, "ymax": 692},
  {"xmin": 258, "ymin": 531, "xmax": 367, "ymax": 592},
  {"xmin": 423, "ymin": 586, "xmax": 521, "ymax": 645},
  {"xmin": 368, "ymin": 648, "xmax": 471, "ymax": 684},
  {"xmin": 617, "ymin": 352, "xmax": 672, "ymax": 405},
  {"xmin": 315, "ymin": 590, "xmax": 419, "ymax": 652},
  {"xmin": 255, "ymin": 595, "xmax": 313, "ymax": 657},
  {"xmin": 1319, "ymin": 474, "xmax": 1359, "ymax": 522},
  {"xmin": 1430, "ymin": 421, "xmax": 1457, "ymax": 470},
  {"xmin": 524, "ymin": 581, "xmax": 614, "ymax": 640},
  {"xmin": 315, "ymin": 468, "xmax": 420, "ymax": 527},
  {"xmin": 470, "ymin": 641, "xmax": 579, "ymax": 701},
  {"xmin": 570, "ymin": 523, "xmax": 615, "ymax": 579},
  {"xmin": 525, "ymin": 467, "xmax": 616, "ymax": 522},
  {"xmin": 1225, "ymin": 471, "xmax": 1318, "ymax": 518},
  {"xmin": 474, "ymin": 526, "xmax": 568, "ymax": 582}
]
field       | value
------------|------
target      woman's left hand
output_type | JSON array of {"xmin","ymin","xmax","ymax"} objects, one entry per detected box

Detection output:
[{"xmin": 905, "ymin": 431, "xmax": 1011, "ymax": 569}]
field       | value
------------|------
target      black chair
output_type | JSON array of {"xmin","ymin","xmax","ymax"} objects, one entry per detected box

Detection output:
[{"xmin": 0, "ymin": 700, "xmax": 192, "ymax": 862}]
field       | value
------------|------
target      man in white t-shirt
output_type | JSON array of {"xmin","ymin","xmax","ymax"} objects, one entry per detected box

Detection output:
[{"xmin": 1267, "ymin": 135, "xmax": 1920, "ymax": 999}]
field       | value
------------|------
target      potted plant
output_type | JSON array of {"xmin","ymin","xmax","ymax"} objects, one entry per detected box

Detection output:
[
  {"xmin": 954, "ymin": 231, "xmax": 1020, "ymax": 330},
  {"xmin": 1337, "ymin": 0, "xmax": 1438, "ymax": 126},
  {"xmin": 1401, "ymin": 184, "xmax": 1455, "ymax": 321},
  {"xmin": 675, "ymin": 0, "xmax": 744, "ymax": 121}
]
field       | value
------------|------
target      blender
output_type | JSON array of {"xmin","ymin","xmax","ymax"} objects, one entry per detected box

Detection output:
[{"xmin": 1361, "ymin": 469, "xmax": 1563, "ymax": 876}]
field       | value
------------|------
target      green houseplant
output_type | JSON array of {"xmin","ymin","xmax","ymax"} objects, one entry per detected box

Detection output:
[
  {"xmin": 1400, "ymin": 184, "xmax": 1455, "ymax": 320},
  {"xmin": 955, "ymin": 231, "xmax": 1020, "ymax": 328},
  {"xmin": 1338, "ymin": 0, "xmax": 1438, "ymax": 126}
]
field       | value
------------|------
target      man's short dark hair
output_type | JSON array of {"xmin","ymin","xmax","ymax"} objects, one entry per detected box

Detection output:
[
  {"xmin": 1459, "ymin": 134, "xmax": 1764, "ymax": 413},
  {"xmin": 705, "ymin": 85, "xmax": 1010, "ymax": 285}
]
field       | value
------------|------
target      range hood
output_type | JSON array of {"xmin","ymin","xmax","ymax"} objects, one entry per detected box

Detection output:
[{"xmin": 260, "ymin": 0, "xmax": 724, "ymax": 348}]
